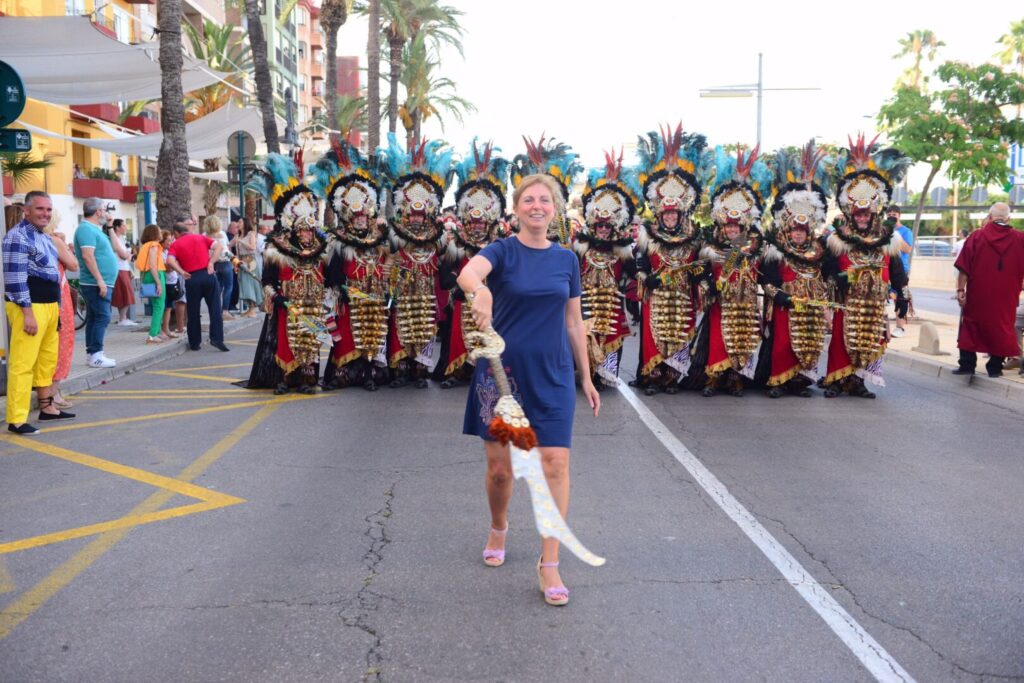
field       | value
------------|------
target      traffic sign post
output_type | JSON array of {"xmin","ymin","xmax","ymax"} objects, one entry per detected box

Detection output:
[
  {"xmin": 0, "ymin": 59, "xmax": 28, "ymax": 389},
  {"xmin": 227, "ymin": 130, "xmax": 256, "ymax": 223}
]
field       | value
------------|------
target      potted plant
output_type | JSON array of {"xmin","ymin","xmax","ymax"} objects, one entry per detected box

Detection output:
[
  {"xmin": 73, "ymin": 167, "xmax": 123, "ymax": 200},
  {"xmin": 1, "ymin": 152, "xmax": 54, "ymax": 195}
]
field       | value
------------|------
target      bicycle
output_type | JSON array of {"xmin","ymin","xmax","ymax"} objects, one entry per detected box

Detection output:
[{"xmin": 68, "ymin": 277, "xmax": 87, "ymax": 330}]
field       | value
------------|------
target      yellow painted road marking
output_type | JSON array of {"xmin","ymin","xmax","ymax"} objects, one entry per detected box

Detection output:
[
  {"xmin": 169, "ymin": 362, "xmax": 253, "ymax": 371},
  {"xmin": 0, "ymin": 558, "xmax": 13, "ymax": 594},
  {"xmin": 75, "ymin": 395, "xmax": 257, "ymax": 401},
  {"xmin": 226, "ymin": 340, "xmax": 260, "ymax": 346},
  {"xmin": 0, "ymin": 437, "xmax": 245, "ymax": 554},
  {"xmin": 22, "ymin": 393, "xmax": 320, "ymax": 434},
  {"xmin": 83, "ymin": 388, "xmax": 265, "ymax": 395},
  {"xmin": 0, "ymin": 403, "xmax": 279, "ymax": 640},
  {"xmin": 147, "ymin": 370, "xmax": 245, "ymax": 383}
]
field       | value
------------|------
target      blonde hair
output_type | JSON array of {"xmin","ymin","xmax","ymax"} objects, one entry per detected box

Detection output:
[
  {"xmin": 203, "ymin": 215, "xmax": 222, "ymax": 235},
  {"xmin": 513, "ymin": 174, "xmax": 565, "ymax": 215}
]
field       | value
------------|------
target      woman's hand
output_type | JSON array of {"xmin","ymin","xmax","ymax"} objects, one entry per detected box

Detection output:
[
  {"xmin": 582, "ymin": 378, "xmax": 601, "ymax": 417},
  {"xmin": 471, "ymin": 287, "xmax": 493, "ymax": 330}
]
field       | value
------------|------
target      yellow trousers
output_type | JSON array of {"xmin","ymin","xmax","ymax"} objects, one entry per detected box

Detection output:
[{"xmin": 5, "ymin": 301, "xmax": 60, "ymax": 425}]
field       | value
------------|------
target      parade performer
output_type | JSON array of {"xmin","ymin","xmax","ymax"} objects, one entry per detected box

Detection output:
[
  {"xmin": 510, "ymin": 135, "xmax": 583, "ymax": 247},
  {"xmin": 380, "ymin": 134, "xmax": 454, "ymax": 388},
  {"xmin": 311, "ymin": 140, "xmax": 391, "ymax": 391},
  {"xmin": 437, "ymin": 140, "xmax": 510, "ymax": 389},
  {"xmin": 758, "ymin": 141, "xmax": 833, "ymax": 398},
  {"xmin": 697, "ymin": 145, "xmax": 773, "ymax": 397},
  {"xmin": 458, "ymin": 173, "xmax": 600, "ymax": 606},
  {"xmin": 632, "ymin": 124, "xmax": 709, "ymax": 395},
  {"xmin": 246, "ymin": 152, "xmax": 331, "ymax": 394},
  {"xmin": 823, "ymin": 134, "xmax": 911, "ymax": 398},
  {"xmin": 576, "ymin": 149, "xmax": 641, "ymax": 387}
]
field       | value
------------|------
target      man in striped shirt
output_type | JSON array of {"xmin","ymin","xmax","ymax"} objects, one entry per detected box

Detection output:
[{"xmin": 2, "ymin": 191, "xmax": 75, "ymax": 434}]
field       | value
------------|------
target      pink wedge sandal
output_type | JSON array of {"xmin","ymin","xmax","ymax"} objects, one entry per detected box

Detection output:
[
  {"xmin": 537, "ymin": 558, "xmax": 569, "ymax": 606},
  {"xmin": 482, "ymin": 525, "xmax": 508, "ymax": 567}
]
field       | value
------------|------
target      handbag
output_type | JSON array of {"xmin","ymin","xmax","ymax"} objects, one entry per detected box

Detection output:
[{"xmin": 140, "ymin": 281, "xmax": 160, "ymax": 299}]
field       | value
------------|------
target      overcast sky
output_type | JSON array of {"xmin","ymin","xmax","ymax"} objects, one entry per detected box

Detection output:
[{"xmin": 333, "ymin": 0, "xmax": 1023, "ymax": 188}]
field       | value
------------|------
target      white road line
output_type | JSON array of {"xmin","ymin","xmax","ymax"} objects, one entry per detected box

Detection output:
[{"xmin": 616, "ymin": 382, "xmax": 916, "ymax": 683}]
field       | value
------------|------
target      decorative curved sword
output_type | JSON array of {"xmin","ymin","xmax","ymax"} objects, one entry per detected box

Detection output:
[{"xmin": 466, "ymin": 325, "xmax": 606, "ymax": 567}]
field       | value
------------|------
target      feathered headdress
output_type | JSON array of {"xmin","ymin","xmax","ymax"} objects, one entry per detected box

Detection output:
[
  {"xmin": 378, "ymin": 132, "xmax": 454, "ymax": 203},
  {"xmin": 454, "ymin": 138, "xmax": 510, "ymax": 209},
  {"xmin": 510, "ymin": 134, "xmax": 583, "ymax": 200},
  {"xmin": 635, "ymin": 122, "xmax": 708, "ymax": 217},
  {"xmin": 834, "ymin": 133, "xmax": 911, "ymax": 216},
  {"xmin": 310, "ymin": 139, "xmax": 382, "ymax": 222},
  {"xmin": 705, "ymin": 144, "xmax": 774, "ymax": 231},
  {"xmin": 580, "ymin": 148, "xmax": 643, "ymax": 238},
  {"xmin": 248, "ymin": 150, "xmax": 320, "ymax": 234},
  {"xmin": 770, "ymin": 139, "xmax": 832, "ymax": 221}
]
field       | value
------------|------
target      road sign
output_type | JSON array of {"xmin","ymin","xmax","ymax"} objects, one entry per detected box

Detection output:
[
  {"xmin": 0, "ymin": 61, "xmax": 26, "ymax": 128},
  {"xmin": 227, "ymin": 163, "xmax": 257, "ymax": 184},
  {"xmin": 0, "ymin": 128, "xmax": 31, "ymax": 152},
  {"xmin": 227, "ymin": 130, "xmax": 256, "ymax": 160},
  {"xmin": 930, "ymin": 187, "xmax": 948, "ymax": 205}
]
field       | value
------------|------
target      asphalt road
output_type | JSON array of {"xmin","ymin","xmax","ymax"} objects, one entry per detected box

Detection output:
[{"xmin": 1, "ymin": 330, "xmax": 1022, "ymax": 682}]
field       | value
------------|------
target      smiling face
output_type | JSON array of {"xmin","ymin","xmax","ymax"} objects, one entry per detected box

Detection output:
[
  {"xmin": 723, "ymin": 223, "xmax": 741, "ymax": 241},
  {"xmin": 515, "ymin": 182, "xmax": 556, "ymax": 235},
  {"xmin": 24, "ymin": 195, "xmax": 53, "ymax": 230}
]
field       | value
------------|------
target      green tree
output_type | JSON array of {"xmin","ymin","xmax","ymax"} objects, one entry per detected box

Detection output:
[
  {"xmin": 304, "ymin": 93, "xmax": 367, "ymax": 144},
  {"xmin": 245, "ymin": 0, "xmax": 280, "ymax": 155},
  {"xmin": 878, "ymin": 62, "xmax": 1024, "ymax": 259},
  {"xmin": 356, "ymin": 0, "xmax": 463, "ymax": 135},
  {"xmin": 0, "ymin": 152, "xmax": 53, "ymax": 192},
  {"xmin": 366, "ymin": 0, "xmax": 382, "ymax": 154},
  {"xmin": 893, "ymin": 29, "xmax": 945, "ymax": 91},
  {"xmin": 996, "ymin": 18, "xmax": 1024, "ymax": 77},
  {"xmin": 397, "ymin": 32, "xmax": 474, "ymax": 146}
]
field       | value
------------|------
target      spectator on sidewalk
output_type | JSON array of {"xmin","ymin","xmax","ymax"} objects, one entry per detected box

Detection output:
[
  {"xmin": 953, "ymin": 202, "xmax": 1024, "ymax": 377},
  {"xmin": 887, "ymin": 205, "xmax": 913, "ymax": 338},
  {"xmin": 161, "ymin": 229, "xmax": 185, "ymax": 337},
  {"xmin": 73, "ymin": 197, "xmax": 118, "ymax": 368},
  {"xmin": 166, "ymin": 219, "xmax": 229, "ymax": 352},
  {"xmin": 44, "ymin": 216, "xmax": 79, "ymax": 409},
  {"xmin": 231, "ymin": 216, "xmax": 263, "ymax": 317},
  {"xmin": 205, "ymin": 215, "xmax": 236, "ymax": 321},
  {"xmin": 137, "ymin": 224, "xmax": 168, "ymax": 344},
  {"xmin": 107, "ymin": 217, "xmax": 137, "ymax": 327},
  {"xmin": 3, "ymin": 191, "xmax": 75, "ymax": 434}
]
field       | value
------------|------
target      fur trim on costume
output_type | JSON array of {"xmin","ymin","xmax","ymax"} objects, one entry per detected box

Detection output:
[{"xmin": 827, "ymin": 230, "xmax": 903, "ymax": 257}]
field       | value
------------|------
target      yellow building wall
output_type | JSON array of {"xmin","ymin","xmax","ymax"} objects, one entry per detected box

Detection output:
[{"xmin": 2, "ymin": 0, "xmax": 142, "ymax": 197}]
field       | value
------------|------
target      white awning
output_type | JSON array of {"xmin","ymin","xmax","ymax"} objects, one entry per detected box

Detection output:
[
  {"xmin": 18, "ymin": 102, "xmax": 279, "ymax": 160},
  {"xmin": 0, "ymin": 16, "xmax": 230, "ymax": 104}
]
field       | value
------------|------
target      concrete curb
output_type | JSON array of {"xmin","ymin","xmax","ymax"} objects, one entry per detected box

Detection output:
[
  {"xmin": 0, "ymin": 317, "xmax": 262, "ymax": 416},
  {"xmin": 886, "ymin": 349, "xmax": 1024, "ymax": 402}
]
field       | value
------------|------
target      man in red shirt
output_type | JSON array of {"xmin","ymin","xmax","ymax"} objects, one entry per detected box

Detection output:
[
  {"xmin": 166, "ymin": 219, "xmax": 229, "ymax": 352},
  {"xmin": 953, "ymin": 203, "xmax": 1024, "ymax": 377}
]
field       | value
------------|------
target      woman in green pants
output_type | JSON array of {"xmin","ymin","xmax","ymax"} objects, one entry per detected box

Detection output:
[{"xmin": 137, "ymin": 224, "xmax": 167, "ymax": 344}]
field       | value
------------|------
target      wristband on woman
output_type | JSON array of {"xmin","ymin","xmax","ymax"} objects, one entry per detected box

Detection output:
[{"xmin": 472, "ymin": 284, "xmax": 489, "ymax": 295}]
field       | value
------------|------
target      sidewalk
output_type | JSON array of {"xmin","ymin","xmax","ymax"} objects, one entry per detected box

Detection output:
[
  {"xmin": 0, "ymin": 308, "xmax": 262, "ymax": 417},
  {"xmin": 885, "ymin": 304, "xmax": 1024, "ymax": 401}
]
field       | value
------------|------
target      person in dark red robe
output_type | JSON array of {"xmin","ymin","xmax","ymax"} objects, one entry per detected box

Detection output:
[{"xmin": 953, "ymin": 203, "xmax": 1024, "ymax": 377}]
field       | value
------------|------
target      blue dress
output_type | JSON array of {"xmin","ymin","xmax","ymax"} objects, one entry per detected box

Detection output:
[{"xmin": 463, "ymin": 237, "xmax": 582, "ymax": 448}]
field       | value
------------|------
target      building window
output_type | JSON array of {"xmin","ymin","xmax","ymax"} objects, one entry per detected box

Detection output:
[
  {"xmin": 65, "ymin": 0, "xmax": 86, "ymax": 15},
  {"xmin": 298, "ymin": 41, "xmax": 306, "ymax": 60},
  {"xmin": 297, "ymin": 7, "xmax": 306, "ymax": 25},
  {"xmin": 113, "ymin": 8, "xmax": 131, "ymax": 43}
]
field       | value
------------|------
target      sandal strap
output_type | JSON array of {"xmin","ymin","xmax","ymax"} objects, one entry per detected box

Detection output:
[
  {"xmin": 489, "ymin": 525, "xmax": 508, "ymax": 536},
  {"xmin": 539, "ymin": 560, "xmax": 559, "ymax": 568},
  {"xmin": 544, "ymin": 586, "xmax": 569, "ymax": 598}
]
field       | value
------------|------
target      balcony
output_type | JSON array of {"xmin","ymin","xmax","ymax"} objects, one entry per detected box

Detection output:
[
  {"xmin": 70, "ymin": 104, "xmax": 121, "ymax": 124},
  {"xmin": 310, "ymin": 61, "xmax": 323, "ymax": 80},
  {"xmin": 73, "ymin": 178, "xmax": 123, "ymax": 201},
  {"xmin": 123, "ymin": 0, "xmax": 155, "ymax": 3},
  {"xmin": 123, "ymin": 115, "xmax": 160, "ymax": 134},
  {"xmin": 121, "ymin": 184, "xmax": 154, "ymax": 202},
  {"xmin": 2, "ymin": 176, "xmax": 13, "ymax": 195},
  {"xmin": 91, "ymin": 17, "xmax": 116, "ymax": 40}
]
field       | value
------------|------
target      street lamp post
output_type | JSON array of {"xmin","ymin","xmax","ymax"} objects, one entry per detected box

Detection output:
[{"xmin": 700, "ymin": 53, "xmax": 820, "ymax": 148}]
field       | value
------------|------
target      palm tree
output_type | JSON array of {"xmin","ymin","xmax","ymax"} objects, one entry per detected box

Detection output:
[
  {"xmin": 319, "ymin": 0, "xmax": 352, "ymax": 145},
  {"xmin": 183, "ymin": 19, "xmax": 254, "ymax": 216},
  {"xmin": 155, "ymin": 0, "xmax": 191, "ymax": 230},
  {"xmin": 301, "ymin": 93, "xmax": 366, "ymax": 141},
  {"xmin": 996, "ymin": 18, "xmax": 1024, "ymax": 118},
  {"xmin": 893, "ymin": 29, "xmax": 945, "ymax": 91},
  {"xmin": 398, "ymin": 33, "xmax": 474, "ymax": 145},
  {"xmin": 366, "ymin": 0, "xmax": 382, "ymax": 154},
  {"xmin": 0, "ymin": 152, "xmax": 53, "ymax": 192},
  {"xmin": 245, "ymin": 0, "xmax": 280, "ymax": 154},
  {"xmin": 370, "ymin": 0, "xmax": 464, "ymax": 135}
]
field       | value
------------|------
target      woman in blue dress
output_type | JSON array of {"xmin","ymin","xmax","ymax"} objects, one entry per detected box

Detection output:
[{"xmin": 458, "ymin": 174, "xmax": 601, "ymax": 606}]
